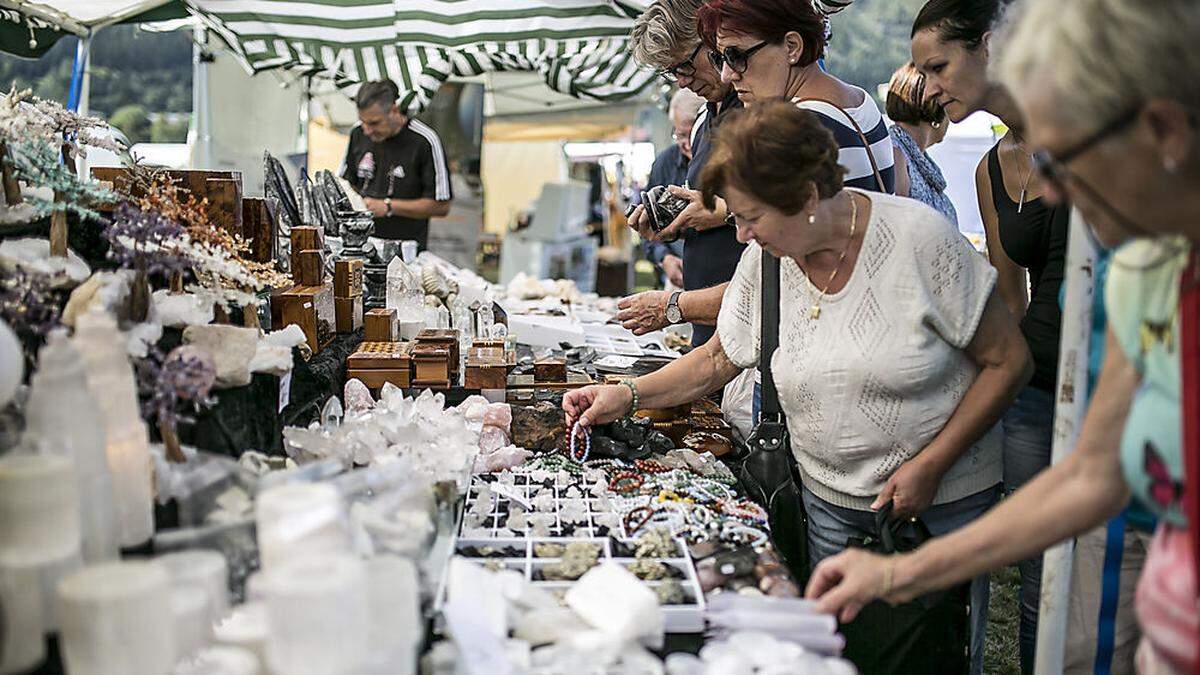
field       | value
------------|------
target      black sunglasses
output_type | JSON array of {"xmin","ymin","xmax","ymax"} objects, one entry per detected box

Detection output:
[
  {"xmin": 707, "ymin": 40, "xmax": 770, "ymax": 75},
  {"xmin": 1033, "ymin": 104, "xmax": 1141, "ymax": 190},
  {"xmin": 659, "ymin": 43, "xmax": 704, "ymax": 81}
]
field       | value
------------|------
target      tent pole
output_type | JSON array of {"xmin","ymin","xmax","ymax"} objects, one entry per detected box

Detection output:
[
  {"xmin": 66, "ymin": 34, "xmax": 91, "ymax": 114},
  {"xmin": 191, "ymin": 26, "xmax": 213, "ymax": 169},
  {"xmin": 1033, "ymin": 210, "xmax": 1100, "ymax": 674}
]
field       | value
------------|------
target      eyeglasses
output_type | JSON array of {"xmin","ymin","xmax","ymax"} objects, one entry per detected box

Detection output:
[
  {"xmin": 1032, "ymin": 104, "xmax": 1141, "ymax": 191},
  {"xmin": 659, "ymin": 43, "xmax": 704, "ymax": 81},
  {"xmin": 707, "ymin": 41, "xmax": 769, "ymax": 75}
]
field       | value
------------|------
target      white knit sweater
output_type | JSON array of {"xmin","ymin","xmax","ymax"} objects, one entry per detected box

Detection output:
[{"xmin": 717, "ymin": 191, "xmax": 1003, "ymax": 510}]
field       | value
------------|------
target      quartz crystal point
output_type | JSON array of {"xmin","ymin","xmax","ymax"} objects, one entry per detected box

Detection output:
[
  {"xmin": 24, "ymin": 332, "xmax": 120, "ymax": 561},
  {"xmin": 74, "ymin": 310, "xmax": 155, "ymax": 546}
]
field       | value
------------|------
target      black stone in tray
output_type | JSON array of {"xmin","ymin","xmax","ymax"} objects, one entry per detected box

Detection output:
[
  {"xmin": 642, "ymin": 431, "xmax": 674, "ymax": 454},
  {"xmin": 458, "ymin": 545, "xmax": 523, "ymax": 558},
  {"xmin": 592, "ymin": 436, "xmax": 631, "ymax": 459}
]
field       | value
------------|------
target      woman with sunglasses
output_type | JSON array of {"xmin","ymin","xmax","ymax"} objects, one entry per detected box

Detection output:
[
  {"xmin": 807, "ymin": 0, "xmax": 1200, "ymax": 672},
  {"xmin": 906, "ymin": 2, "xmax": 1068, "ymax": 669},
  {"xmin": 695, "ymin": 0, "xmax": 896, "ymax": 195}
]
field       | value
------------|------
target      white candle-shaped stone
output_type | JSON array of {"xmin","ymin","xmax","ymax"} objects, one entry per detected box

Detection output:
[
  {"xmin": 171, "ymin": 585, "xmax": 212, "ymax": 659},
  {"xmin": 362, "ymin": 556, "xmax": 421, "ymax": 675},
  {"xmin": 213, "ymin": 602, "xmax": 268, "ymax": 666},
  {"xmin": 260, "ymin": 554, "xmax": 370, "ymax": 675},
  {"xmin": 0, "ymin": 454, "xmax": 79, "ymax": 565},
  {"xmin": 23, "ymin": 333, "xmax": 119, "ymax": 562},
  {"xmin": 0, "ymin": 562, "xmax": 44, "ymax": 675},
  {"xmin": 74, "ymin": 310, "xmax": 154, "ymax": 547},
  {"xmin": 254, "ymin": 483, "xmax": 350, "ymax": 570},
  {"xmin": 158, "ymin": 550, "xmax": 230, "ymax": 626},
  {"xmin": 56, "ymin": 560, "xmax": 176, "ymax": 675}
]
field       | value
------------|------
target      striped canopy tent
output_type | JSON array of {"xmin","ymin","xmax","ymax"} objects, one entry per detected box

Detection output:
[{"xmin": 186, "ymin": 0, "xmax": 657, "ymax": 114}]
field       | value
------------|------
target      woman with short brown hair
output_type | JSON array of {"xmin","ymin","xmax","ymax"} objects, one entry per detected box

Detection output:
[
  {"xmin": 565, "ymin": 103, "xmax": 1030, "ymax": 664},
  {"xmin": 886, "ymin": 63, "xmax": 956, "ymax": 223}
]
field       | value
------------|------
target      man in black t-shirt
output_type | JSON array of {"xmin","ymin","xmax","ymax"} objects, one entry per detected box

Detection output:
[{"xmin": 340, "ymin": 80, "xmax": 453, "ymax": 249}]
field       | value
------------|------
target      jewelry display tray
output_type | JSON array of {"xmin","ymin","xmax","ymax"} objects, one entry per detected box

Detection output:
[
  {"xmin": 452, "ymin": 535, "xmax": 707, "ymax": 633},
  {"xmin": 461, "ymin": 470, "xmax": 636, "ymax": 539}
]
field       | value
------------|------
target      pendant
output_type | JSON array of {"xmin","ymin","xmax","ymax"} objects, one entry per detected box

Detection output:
[
  {"xmin": 810, "ymin": 305, "xmax": 821, "ymax": 319},
  {"xmin": 1018, "ymin": 188, "xmax": 1026, "ymax": 214}
]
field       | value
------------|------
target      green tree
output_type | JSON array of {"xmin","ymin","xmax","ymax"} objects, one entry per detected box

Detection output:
[
  {"xmin": 150, "ymin": 116, "xmax": 190, "ymax": 143},
  {"xmin": 825, "ymin": 0, "xmax": 927, "ymax": 99},
  {"xmin": 110, "ymin": 105, "xmax": 151, "ymax": 144}
]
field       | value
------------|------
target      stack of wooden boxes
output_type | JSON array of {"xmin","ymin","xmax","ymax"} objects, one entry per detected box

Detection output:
[
  {"xmin": 346, "ymin": 308, "xmax": 411, "ymax": 389},
  {"xmin": 464, "ymin": 338, "xmax": 516, "ymax": 389},
  {"xmin": 334, "ymin": 259, "xmax": 364, "ymax": 334},
  {"xmin": 411, "ymin": 329, "xmax": 458, "ymax": 389},
  {"xmin": 276, "ymin": 227, "xmax": 335, "ymax": 354}
]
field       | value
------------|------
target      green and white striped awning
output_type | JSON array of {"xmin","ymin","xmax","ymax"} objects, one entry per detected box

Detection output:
[{"xmin": 186, "ymin": 0, "xmax": 656, "ymax": 113}]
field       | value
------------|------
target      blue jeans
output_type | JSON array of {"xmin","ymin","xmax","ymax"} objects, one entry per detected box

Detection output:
[
  {"xmin": 803, "ymin": 483, "xmax": 1000, "ymax": 675},
  {"xmin": 1001, "ymin": 386, "xmax": 1055, "ymax": 675}
]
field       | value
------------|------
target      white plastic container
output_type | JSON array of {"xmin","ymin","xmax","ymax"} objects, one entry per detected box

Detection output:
[{"xmin": 56, "ymin": 560, "xmax": 176, "ymax": 675}]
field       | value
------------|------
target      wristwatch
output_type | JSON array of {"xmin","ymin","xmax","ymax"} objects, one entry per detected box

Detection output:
[
  {"xmin": 665, "ymin": 291, "xmax": 684, "ymax": 324},
  {"xmin": 384, "ymin": 197, "xmax": 393, "ymax": 216}
]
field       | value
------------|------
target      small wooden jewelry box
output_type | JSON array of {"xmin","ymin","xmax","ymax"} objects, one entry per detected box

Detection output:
[
  {"xmin": 415, "ymin": 328, "xmax": 459, "ymax": 367},
  {"xmin": 533, "ymin": 357, "xmax": 567, "ymax": 383},
  {"xmin": 364, "ymin": 308, "xmax": 398, "ymax": 342},
  {"xmin": 347, "ymin": 341, "xmax": 411, "ymax": 388},
  {"xmin": 411, "ymin": 343, "xmax": 451, "ymax": 388},
  {"xmin": 293, "ymin": 249, "xmax": 324, "ymax": 286},
  {"xmin": 464, "ymin": 346, "xmax": 510, "ymax": 389},
  {"xmin": 334, "ymin": 259, "xmax": 364, "ymax": 298}
]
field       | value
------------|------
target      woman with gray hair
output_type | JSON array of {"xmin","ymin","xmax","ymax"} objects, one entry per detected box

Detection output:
[{"xmin": 807, "ymin": 1, "xmax": 1200, "ymax": 672}]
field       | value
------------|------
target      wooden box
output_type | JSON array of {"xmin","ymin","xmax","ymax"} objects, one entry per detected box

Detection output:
[
  {"xmin": 334, "ymin": 259, "xmax": 364, "ymax": 298},
  {"xmin": 348, "ymin": 341, "xmax": 410, "ymax": 369},
  {"xmin": 290, "ymin": 226, "xmax": 322, "ymax": 253},
  {"xmin": 415, "ymin": 328, "xmax": 459, "ymax": 367},
  {"xmin": 464, "ymin": 346, "xmax": 510, "ymax": 390},
  {"xmin": 335, "ymin": 295, "xmax": 363, "ymax": 333},
  {"xmin": 411, "ymin": 344, "xmax": 451, "ymax": 388},
  {"xmin": 347, "ymin": 368, "xmax": 411, "ymax": 390},
  {"xmin": 293, "ymin": 249, "xmax": 324, "ymax": 286},
  {"xmin": 280, "ymin": 283, "xmax": 335, "ymax": 353},
  {"xmin": 533, "ymin": 357, "xmax": 567, "ymax": 383},
  {"xmin": 364, "ymin": 308, "xmax": 398, "ymax": 342},
  {"xmin": 91, "ymin": 168, "xmax": 244, "ymax": 238}
]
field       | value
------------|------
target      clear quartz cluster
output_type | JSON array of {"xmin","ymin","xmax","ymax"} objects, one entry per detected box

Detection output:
[{"xmin": 283, "ymin": 388, "xmax": 480, "ymax": 483}]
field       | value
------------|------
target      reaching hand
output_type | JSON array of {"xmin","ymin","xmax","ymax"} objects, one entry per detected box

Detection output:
[
  {"xmin": 615, "ymin": 290, "xmax": 671, "ymax": 335},
  {"xmin": 362, "ymin": 197, "xmax": 388, "ymax": 218},
  {"xmin": 805, "ymin": 548, "xmax": 898, "ymax": 623},
  {"xmin": 563, "ymin": 384, "xmax": 634, "ymax": 430},
  {"xmin": 661, "ymin": 254, "xmax": 685, "ymax": 288}
]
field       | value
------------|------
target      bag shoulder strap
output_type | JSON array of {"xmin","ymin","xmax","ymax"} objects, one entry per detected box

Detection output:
[
  {"xmin": 1180, "ymin": 248, "xmax": 1200, "ymax": 591},
  {"xmin": 760, "ymin": 251, "xmax": 783, "ymax": 419},
  {"xmin": 798, "ymin": 97, "xmax": 887, "ymax": 194}
]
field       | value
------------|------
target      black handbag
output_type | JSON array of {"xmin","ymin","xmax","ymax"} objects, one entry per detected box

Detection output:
[
  {"xmin": 728, "ymin": 251, "xmax": 810, "ymax": 582},
  {"xmin": 840, "ymin": 502, "xmax": 972, "ymax": 675}
]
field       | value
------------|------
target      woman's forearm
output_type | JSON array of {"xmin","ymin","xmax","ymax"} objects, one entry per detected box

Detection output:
[
  {"xmin": 678, "ymin": 283, "xmax": 728, "ymax": 327},
  {"xmin": 635, "ymin": 333, "xmax": 741, "ymax": 409},
  {"xmin": 895, "ymin": 441, "xmax": 1128, "ymax": 601},
  {"xmin": 890, "ymin": 330, "xmax": 1137, "ymax": 602}
]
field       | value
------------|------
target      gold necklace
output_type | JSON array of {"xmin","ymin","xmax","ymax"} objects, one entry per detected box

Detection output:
[{"xmin": 809, "ymin": 193, "xmax": 858, "ymax": 319}]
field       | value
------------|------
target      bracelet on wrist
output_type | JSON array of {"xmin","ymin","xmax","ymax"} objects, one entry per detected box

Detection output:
[{"xmin": 622, "ymin": 379, "xmax": 639, "ymax": 417}]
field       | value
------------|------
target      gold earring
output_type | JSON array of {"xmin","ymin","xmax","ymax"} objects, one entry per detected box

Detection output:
[{"xmin": 808, "ymin": 213, "xmax": 816, "ymax": 225}]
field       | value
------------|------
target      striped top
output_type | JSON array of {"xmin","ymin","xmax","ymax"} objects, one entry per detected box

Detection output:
[{"xmin": 794, "ymin": 89, "xmax": 896, "ymax": 194}]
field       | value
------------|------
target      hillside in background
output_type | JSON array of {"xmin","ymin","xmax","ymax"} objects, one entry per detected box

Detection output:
[
  {"xmin": 0, "ymin": 0, "xmax": 920, "ymax": 143},
  {"xmin": 0, "ymin": 25, "xmax": 192, "ymax": 142}
]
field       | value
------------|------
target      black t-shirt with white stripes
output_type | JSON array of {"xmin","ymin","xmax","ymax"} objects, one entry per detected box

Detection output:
[{"xmin": 341, "ymin": 119, "xmax": 452, "ymax": 246}]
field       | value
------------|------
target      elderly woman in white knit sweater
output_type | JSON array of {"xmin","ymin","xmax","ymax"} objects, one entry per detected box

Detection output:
[{"xmin": 565, "ymin": 100, "xmax": 1030, "ymax": 571}]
